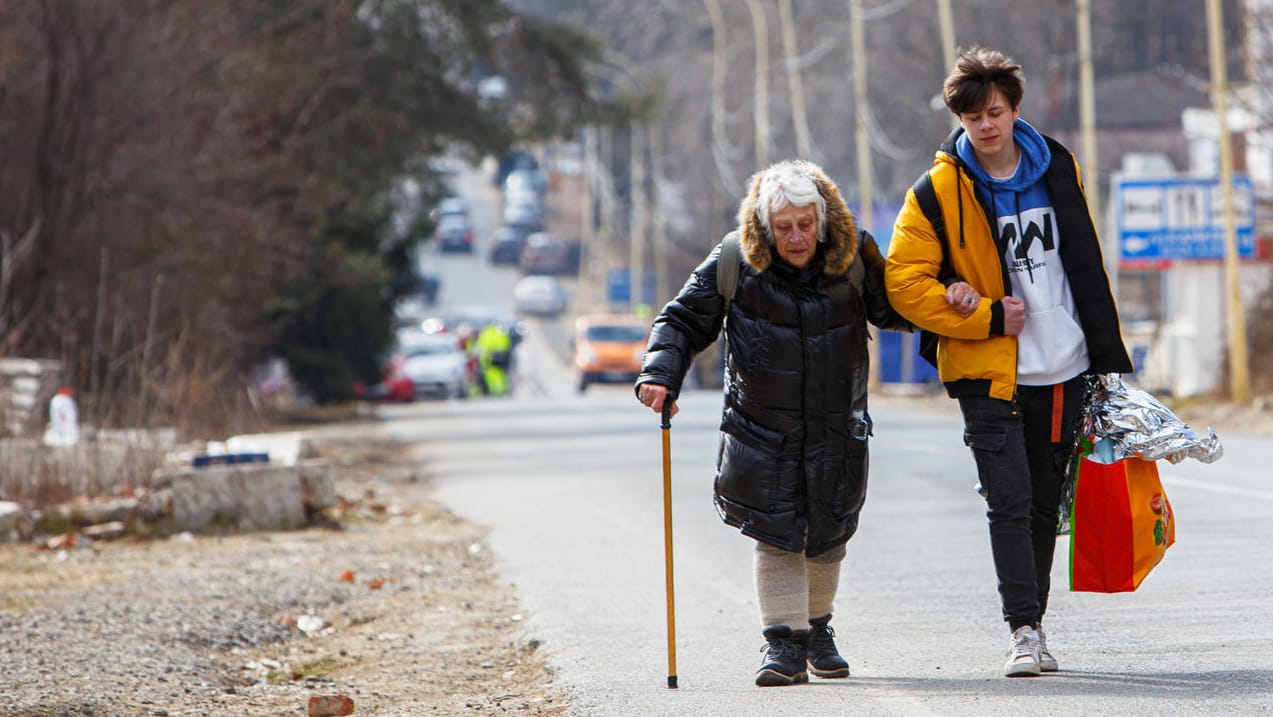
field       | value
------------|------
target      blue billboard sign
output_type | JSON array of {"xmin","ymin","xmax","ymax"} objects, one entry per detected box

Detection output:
[{"xmin": 1115, "ymin": 176, "xmax": 1256, "ymax": 261}]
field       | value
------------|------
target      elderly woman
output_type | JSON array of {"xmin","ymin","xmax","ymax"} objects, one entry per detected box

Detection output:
[{"xmin": 635, "ymin": 159, "xmax": 910, "ymax": 687}]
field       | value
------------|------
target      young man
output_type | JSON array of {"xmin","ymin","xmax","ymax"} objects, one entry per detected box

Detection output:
[{"xmin": 885, "ymin": 47, "xmax": 1133, "ymax": 677}]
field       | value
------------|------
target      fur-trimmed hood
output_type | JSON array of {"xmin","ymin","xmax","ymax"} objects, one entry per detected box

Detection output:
[{"xmin": 735, "ymin": 160, "xmax": 860, "ymax": 277}]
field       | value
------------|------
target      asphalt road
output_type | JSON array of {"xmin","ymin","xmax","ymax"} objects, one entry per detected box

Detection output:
[
  {"xmin": 400, "ymin": 160, "xmax": 1273, "ymax": 715},
  {"xmin": 380, "ymin": 384, "xmax": 1273, "ymax": 715}
]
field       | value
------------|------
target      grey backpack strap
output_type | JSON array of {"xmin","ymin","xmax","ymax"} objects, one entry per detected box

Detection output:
[
  {"xmin": 849, "ymin": 230, "xmax": 867, "ymax": 295},
  {"xmin": 717, "ymin": 231, "xmax": 741, "ymax": 307}
]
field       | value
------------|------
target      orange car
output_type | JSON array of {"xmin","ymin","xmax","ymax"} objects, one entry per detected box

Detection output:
[{"xmin": 573, "ymin": 314, "xmax": 650, "ymax": 392}]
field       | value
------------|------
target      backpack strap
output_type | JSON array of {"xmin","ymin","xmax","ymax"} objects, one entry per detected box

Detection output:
[
  {"xmin": 717, "ymin": 231, "xmax": 741, "ymax": 307},
  {"xmin": 848, "ymin": 230, "xmax": 867, "ymax": 295},
  {"xmin": 912, "ymin": 170, "xmax": 955, "ymax": 369},
  {"xmin": 913, "ymin": 171, "xmax": 952, "ymax": 279}
]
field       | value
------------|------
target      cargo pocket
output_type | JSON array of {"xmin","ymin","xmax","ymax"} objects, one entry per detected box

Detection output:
[
  {"xmin": 718, "ymin": 410, "xmax": 786, "ymax": 509},
  {"xmin": 963, "ymin": 428, "xmax": 1007, "ymax": 499}
]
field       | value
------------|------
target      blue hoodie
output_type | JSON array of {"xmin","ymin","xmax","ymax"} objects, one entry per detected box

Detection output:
[{"xmin": 957, "ymin": 119, "xmax": 1091, "ymax": 386}]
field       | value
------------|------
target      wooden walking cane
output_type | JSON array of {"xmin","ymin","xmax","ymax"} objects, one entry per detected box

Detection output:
[{"xmin": 660, "ymin": 401, "xmax": 678, "ymax": 689}]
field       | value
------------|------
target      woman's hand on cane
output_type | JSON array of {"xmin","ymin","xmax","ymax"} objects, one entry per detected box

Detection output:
[{"xmin": 639, "ymin": 383, "xmax": 678, "ymax": 418}]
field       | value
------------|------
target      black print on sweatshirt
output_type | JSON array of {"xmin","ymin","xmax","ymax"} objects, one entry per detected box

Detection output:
[{"xmin": 1001, "ymin": 210, "xmax": 1055, "ymax": 284}]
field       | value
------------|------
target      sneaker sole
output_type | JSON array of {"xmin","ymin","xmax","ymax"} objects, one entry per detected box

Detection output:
[
  {"xmin": 1004, "ymin": 663, "xmax": 1042, "ymax": 678},
  {"xmin": 809, "ymin": 665, "xmax": 850, "ymax": 679},
  {"xmin": 1039, "ymin": 660, "xmax": 1058, "ymax": 672},
  {"xmin": 755, "ymin": 669, "xmax": 809, "ymax": 687}
]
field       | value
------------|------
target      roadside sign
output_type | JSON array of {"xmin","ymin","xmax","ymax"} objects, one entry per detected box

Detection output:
[
  {"xmin": 1115, "ymin": 175, "xmax": 1255, "ymax": 261},
  {"xmin": 607, "ymin": 268, "xmax": 630, "ymax": 305}
]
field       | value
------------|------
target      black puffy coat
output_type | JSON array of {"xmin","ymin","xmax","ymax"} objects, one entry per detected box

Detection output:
[{"xmin": 636, "ymin": 166, "xmax": 910, "ymax": 557}]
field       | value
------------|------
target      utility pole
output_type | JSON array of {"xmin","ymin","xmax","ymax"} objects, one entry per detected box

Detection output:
[
  {"xmin": 937, "ymin": 0, "xmax": 958, "ymax": 130},
  {"xmin": 849, "ymin": 0, "xmax": 877, "ymax": 387},
  {"xmin": 744, "ymin": 0, "xmax": 769, "ymax": 168},
  {"xmin": 599, "ymin": 124, "xmax": 616, "ymax": 309},
  {"xmin": 651, "ymin": 127, "xmax": 669, "ymax": 305},
  {"xmin": 1206, "ymin": 0, "xmax": 1251, "ymax": 403},
  {"xmin": 579, "ymin": 125, "xmax": 601, "ymax": 310},
  {"xmin": 780, "ymin": 0, "xmax": 813, "ymax": 159},
  {"xmin": 849, "ymin": 0, "xmax": 872, "ymax": 233},
  {"xmin": 629, "ymin": 123, "xmax": 647, "ymax": 313},
  {"xmin": 1076, "ymin": 0, "xmax": 1100, "ymax": 233}
]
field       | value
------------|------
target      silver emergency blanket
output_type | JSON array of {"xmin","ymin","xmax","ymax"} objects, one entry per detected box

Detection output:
[{"xmin": 1085, "ymin": 374, "xmax": 1224, "ymax": 465}]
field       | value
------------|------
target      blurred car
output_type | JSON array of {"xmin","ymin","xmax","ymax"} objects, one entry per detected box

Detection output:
[
  {"xmin": 503, "ymin": 195, "xmax": 544, "ymax": 231},
  {"xmin": 429, "ymin": 196, "xmax": 469, "ymax": 223},
  {"xmin": 513, "ymin": 275, "xmax": 568, "ymax": 317},
  {"xmin": 519, "ymin": 232, "xmax": 573, "ymax": 275},
  {"xmin": 434, "ymin": 215, "xmax": 474, "ymax": 253},
  {"xmin": 426, "ymin": 157, "xmax": 460, "ymax": 178},
  {"xmin": 353, "ymin": 353, "xmax": 415, "ymax": 402},
  {"xmin": 504, "ymin": 167, "xmax": 549, "ymax": 196},
  {"xmin": 398, "ymin": 332, "xmax": 470, "ymax": 400},
  {"xmin": 487, "ymin": 225, "xmax": 529, "ymax": 265},
  {"xmin": 496, "ymin": 149, "xmax": 538, "ymax": 188},
  {"xmin": 419, "ymin": 305, "xmax": 527, "ymax": 348},
  {"xmin": 573, "ymin": 314, "xmax": 649, "ymax": 392}
]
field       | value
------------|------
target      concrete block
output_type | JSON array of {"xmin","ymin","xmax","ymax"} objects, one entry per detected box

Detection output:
[
  {"xmin": 154, "ymin": 464, "xmax": 307, "ymax": 533},
  {"xmin": 296, "ymin": 460, "xmax": 336, "ymax": 512}
]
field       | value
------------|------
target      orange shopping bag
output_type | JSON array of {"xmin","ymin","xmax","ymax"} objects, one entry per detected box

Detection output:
[{"xmin": 1069, "ymin": 455, "xmax": 1174, "ymax": 592}]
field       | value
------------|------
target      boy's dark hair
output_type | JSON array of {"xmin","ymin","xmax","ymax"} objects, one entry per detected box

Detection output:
[{"xmin": 942, "ymin": 46, "xmax": 1025, "ymax": 115}]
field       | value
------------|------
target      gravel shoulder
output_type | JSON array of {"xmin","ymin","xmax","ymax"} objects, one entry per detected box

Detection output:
[{"xmin": 0, "ymin": 434, "xmax": 569, "ymax": 717}]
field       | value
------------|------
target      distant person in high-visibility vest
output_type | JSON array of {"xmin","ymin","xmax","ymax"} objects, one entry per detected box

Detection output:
[{"xmin": 476, "ymin": 322, "xmax": 513, "ymax": 396}]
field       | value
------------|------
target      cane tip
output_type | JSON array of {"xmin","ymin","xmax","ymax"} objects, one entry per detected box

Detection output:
[{"xmin": 667, "ymin": 675, "xmax": 678, "ymax": 689}]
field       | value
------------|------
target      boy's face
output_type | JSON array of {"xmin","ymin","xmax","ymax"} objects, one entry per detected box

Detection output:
[{"xmin": 958, "ymin": 87, "xmax": 1020, "ymax": 162}]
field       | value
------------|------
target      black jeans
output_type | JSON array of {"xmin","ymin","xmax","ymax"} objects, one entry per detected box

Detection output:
[{"xmin": 957, "ymin": 376, "xmax": 1084, "ymax": 631}]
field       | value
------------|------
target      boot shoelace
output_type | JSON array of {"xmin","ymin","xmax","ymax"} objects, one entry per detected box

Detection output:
[
  {"xmin": 809, "ymin": 624, "xmax": 836, "ymax": 650},
  {"xmin": 1009, "ymin": 631, "xmax": 1038, "ymax": 659},
  {"xmin": 760, "ymin": 639, "xmax": 801, "ymax": 662}
]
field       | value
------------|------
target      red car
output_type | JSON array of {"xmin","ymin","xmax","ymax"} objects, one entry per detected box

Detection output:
[{"xmin": 353, "ymin": 353, "xmax": 415, "ymax": 402}]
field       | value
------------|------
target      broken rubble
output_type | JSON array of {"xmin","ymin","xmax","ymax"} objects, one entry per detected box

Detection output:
[{"xmin": 308, "ymin": 693, "xmax": 355, "ymax": 717}]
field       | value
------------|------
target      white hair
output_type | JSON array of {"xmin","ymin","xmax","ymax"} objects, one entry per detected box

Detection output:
[{"xmin": 754, "ymin": 160, "xmax": 827, "ymax": 243}]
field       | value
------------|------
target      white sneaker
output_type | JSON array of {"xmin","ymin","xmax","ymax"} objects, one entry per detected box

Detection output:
[
  {"xmin": 1003, "ymin": 625, "xmax": 1041, "ymax": 677},
  {"xmin": 1036, "ymin": 628, "xmax": 1058, "ymax": 672}
]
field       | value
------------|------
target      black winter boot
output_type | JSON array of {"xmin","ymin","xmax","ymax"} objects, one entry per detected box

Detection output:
[
  {"xmin": 806, "ymin": 614, "xmax": 850, "ymax": 678},
  {"xmin": 755, "ymin": 625, "xmax": 809, "ymax": 687}
]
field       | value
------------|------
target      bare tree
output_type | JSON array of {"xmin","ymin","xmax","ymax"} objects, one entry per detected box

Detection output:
[{"xmin": 1, "ymin": 0, "xmax": 603, "ymax": 430}]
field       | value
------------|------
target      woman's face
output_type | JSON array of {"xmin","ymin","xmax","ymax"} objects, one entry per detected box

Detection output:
[{"xmin": 770, "ymin": 203, "xmax": 819, "ymax": 269}]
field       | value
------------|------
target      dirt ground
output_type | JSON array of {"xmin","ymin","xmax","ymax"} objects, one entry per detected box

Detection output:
[
  {"xmin": 0, "ymin": 434, "xmax": 571, "ymax": 717},
  {"xmin": 227, "ymin": 437, "xmax": 573, "ymax": 716}
]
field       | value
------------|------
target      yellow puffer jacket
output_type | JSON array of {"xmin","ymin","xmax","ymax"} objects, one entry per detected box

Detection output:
[{"xmin": 886, "ymin": 132, "xmax": 1132, "ymax": 401}]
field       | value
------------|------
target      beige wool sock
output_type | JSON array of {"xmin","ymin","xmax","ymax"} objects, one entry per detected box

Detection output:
[
  {"xmin": 755, "ymin": 541, "xmax": 808, "ymax": 629},
  {"xmin": 807, "ymin": 547, "xmax": 843, "ymax": 620}
]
